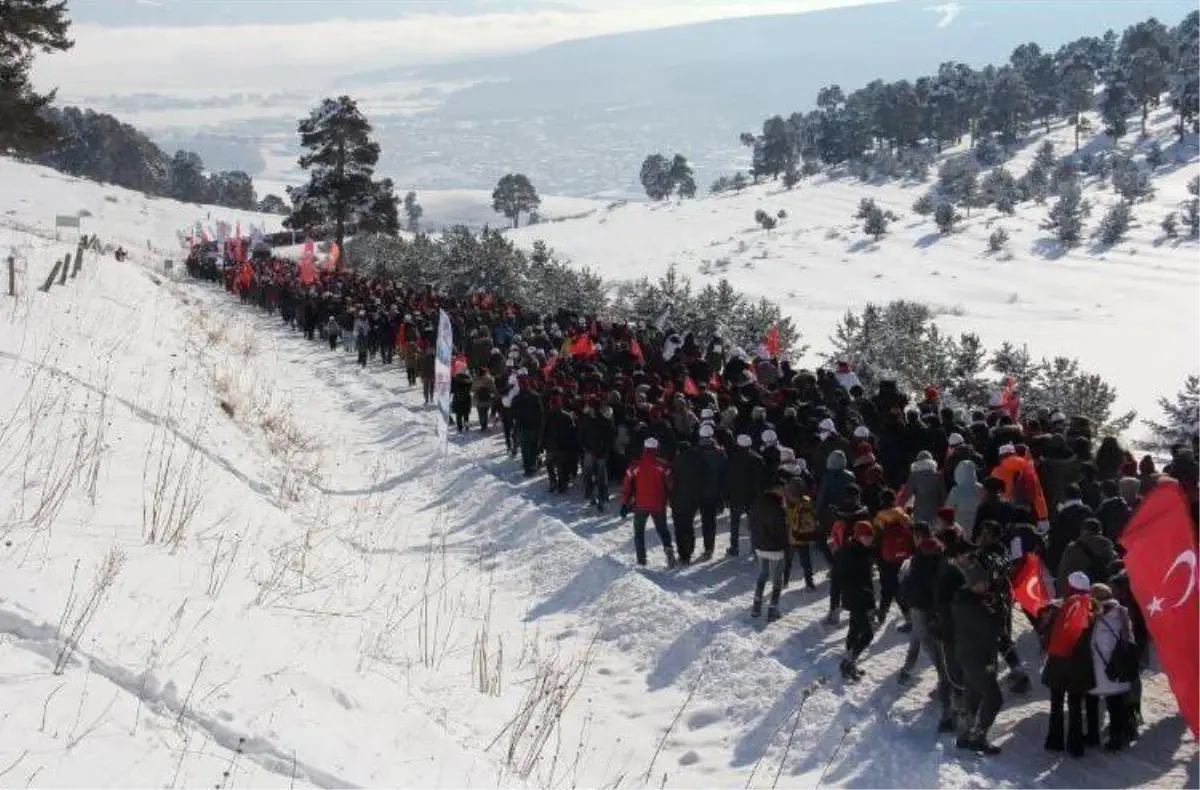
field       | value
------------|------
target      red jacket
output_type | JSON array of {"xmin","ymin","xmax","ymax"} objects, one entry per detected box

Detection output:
[
  {"xmin": 874, "ymin": 507, "xmax": 913, "ymax": 564},
  {"xmin": 622, "ymin": 450, "xmax": 673, "ymax": 513}
]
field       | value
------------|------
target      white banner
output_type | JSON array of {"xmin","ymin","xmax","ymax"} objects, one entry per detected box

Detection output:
[{"xmin": 434, "ymin": 309, "xmax": 453, "ymax": 451}]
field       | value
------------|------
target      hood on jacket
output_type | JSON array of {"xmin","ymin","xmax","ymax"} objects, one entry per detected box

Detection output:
[
  {"xmin": 954, "ymin": 459, "xmax": 979, "ymax": 488},
  {"xmin": 911, "ymin": 457, "xmax": 938, "ymax": 474},
  {"xmin": 827, "ymin": 449, "xmax": 848, "ymax": 471}
]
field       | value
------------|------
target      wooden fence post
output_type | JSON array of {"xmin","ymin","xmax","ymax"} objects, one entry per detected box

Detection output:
[
  {"xmin": 58, "ymin": 254, "xmax": 70, "ymax": 285},
  {"xmin": 6, "ymin": 256, "xmax": 13, "ymax": 297},
  {"xmin": 72, "ymin": 245, "xmax": 83, "ymax": 277},
  {"xmin": 40, "ymin": 261, "xmax": 62, "ymax": 292}
]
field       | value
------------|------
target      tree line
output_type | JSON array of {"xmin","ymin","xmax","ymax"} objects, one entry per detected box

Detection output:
[{"xmin": 729, "ymin": 12, "xmax": 1197, "ymax": 188}]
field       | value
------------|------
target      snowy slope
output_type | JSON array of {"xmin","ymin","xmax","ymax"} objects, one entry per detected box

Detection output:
[
  {"xmin": 507, "ymin": 110, "xmax": 1200, "ymax": 435},
  {"xmin": 0, "ymin": 152, "xmax": 1196, "ymax": 788}
]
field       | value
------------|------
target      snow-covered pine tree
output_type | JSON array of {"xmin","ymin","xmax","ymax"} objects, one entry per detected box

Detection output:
[
  {"xmin": 1160, "ymin": 211, "xmax": 1179, "ymax": 238},
  {"xmin": 988, "ymin": 227, "xmax": 1010, "ymax": 251},
  {"xmin": 1096, "ymin": 200, "xmax": 1134, "ymax": 245},
  {"xmin": 403, "ymin": 191, "xmax": 423, "ymax": 231},
  {"xmin": 934, "ymin": 201, "xmax": 961, "ymax": 234},
  {"xmin": 1041, "ymin": 179, "xmax": 1091, "ymax": 246},
  {"xmin": 639, "ymin": 154, "xmax": 673, "ymax": 200},
  {"xmin": 912, "ymin": 193, "xmax": 935, "ymax": 215},
  {"xmin": 980, "ymin": 166, "xmax": 1019, "ymax": 213},
  {"xmin": 669, "ymin": 154, "xmax": 697, "ymax": 199},
  {"xmin": 1143, "ymin": 375, "xmax": 1200, "ymax": 449}
]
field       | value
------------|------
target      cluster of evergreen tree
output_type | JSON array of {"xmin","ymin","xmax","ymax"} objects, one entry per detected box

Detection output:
[
  {"xmin": 830, "ymin": 300, "xmax": 1135, "ymax": 433},
  {"xmin": 638, "ymin": 153, "xmax": 696, "ymax": 200},
  {"xmin": 0, "ymin": 0, "xmax": 72, "ymax": 155},
  {"xmin": 343, "ymin": 229, "xmax": 606, "ymax": 317},
  {"xmin": 609, "ymin": 263, "xmax": 804, "ymax": 358},
  {"xmin": 27, "ymin": 106, "xmax": 266, "ymax": 211},
  {"xmin": 735, "ymin": 11, "xmax": 1197, "ymax": 186}
]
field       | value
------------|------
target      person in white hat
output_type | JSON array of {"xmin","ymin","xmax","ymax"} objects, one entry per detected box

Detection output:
[
  {"xmin": 693, "ymin": 423, "xmax": 728, "ymax": 561},
  {"xmin": 620, "ymin": 437, "xmax": 677, "ymax": 568},
  {"xmin": 727, "ymin": 434, "xmax": 765, "ymax": 557}
]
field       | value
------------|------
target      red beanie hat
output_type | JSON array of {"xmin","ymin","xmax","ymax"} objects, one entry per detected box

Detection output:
[
  {"xmin": 925, "ymin": 386, "xmax": 939, "ymax": 401},
  {"xmin": 936, "ymin": 506, "xmax": 956, "ymax": 522},
  {"xmin": 854, "ymin": 521, "xmax": 875, "ymax": 539}
]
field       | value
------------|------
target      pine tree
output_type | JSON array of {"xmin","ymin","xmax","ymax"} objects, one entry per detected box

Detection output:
[
  {"xmin": 1182, "ymin": 196, "xmax": 1200, "ymax": 238},
  {"xmin": 1041, "ymin": 179, "xmax": 1091, "ymax": 246},
  {"xmin": 0, "ymin": 0, "xmax": 73, "ymax": 155},
  {"xmin": 1169, "ymin": 12, "xmax": 1200, "ymax": 138},
  {"xmin": 860, "ymin": 201, "xmax": 891, "ymax": 240},
  {"xmin": 1143, "ymin": 375, "xmax": 1200, "ymax": 449},
  {"xmin": 1160, "ymin": 211, "xmax": 1179, "ymax": 238},
  {"xmin": 639, "ymin": 153, "xmax": 673, "ymax": 200},
  {"xmin": 912, "ymin": 193, "xmax": 935, "ymax": 216},
  {"xmin": 934, "ymin": 201, "xmax": 961, "ymax": 234},
  {"xmin": 988, "ymin": 227, "xmax": 1010, "ymax": 251},
  {"xmin": 403, "ymin": 190, "xmax": 423, "ymax": 231},
  {"xmin": 669, "ymin": 154, "xmax": 697, "ymax": 199},
  {"xmin": 285, "ymin": 95, "xmax": 396, "ymax": 248},
  {"xmin": 1099, "ymin": 80, "xmax": 1133, "ymax": 141},
  {"xmin": 491, "ymin": 173, "xmax": 540, "ymax": 228},
  {"xmin": 257, "ymin": 194, "xmax": 289, "ymax": 214},
  {"xmin": 1095, "ymin": 200, "xmax": 1133, "ymax": 245},
  {"xmin": 980, "ymin": 166, "xmax": 1019, "ymax": 213},
  {"xmin": 168, "ymin": 150, "xmax": 207, "ymax": 202},
  {"xmin": 1145, "ymin": 140, "xmax": 1165, "ymax": 169}
]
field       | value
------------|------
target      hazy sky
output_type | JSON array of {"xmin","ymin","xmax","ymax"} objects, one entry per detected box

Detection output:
[{"xmin": 38, "ymin": 0, "xmax": 896, "ymax": 95}]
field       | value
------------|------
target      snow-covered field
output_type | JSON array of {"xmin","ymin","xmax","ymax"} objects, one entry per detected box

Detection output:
[
  {"xmin": 0, "ymin": 126, "xmax": 1197, "ymax": 788},
  {"xmin": 509, "ymin": 110, "xmax": 1200, "ymax": 437}
]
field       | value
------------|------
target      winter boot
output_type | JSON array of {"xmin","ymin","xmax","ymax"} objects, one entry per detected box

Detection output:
[
  {"xmin": 897, "ymin": 619, "xmax": 913, "ymax": 634},
  {"xmin": 699, "ymin": 550, "xmax": 713, "ymax": 562},
  {"xmin": 665, "ymin": 547, "xmax": 677, "ymax": 570},
  {"xmin": 839, "ymin": 659, "xmax": 859, "ymax": 683},
  {"xmin": 936, "ymin": 714, "xmax": 957, "ymax": 734},
  {"xmin": 766, "ymin": 607, "xmax": 780, "ymax": 623},
  {"xmin": 824, "ymin": 608, "xmax": 841, "ymax": 626},
  {"xmin": 751, "ymin": 599, "xmax": 763, "ymax": 618},
  {"xmin": 726, "ymin": 545, "xmax": 740, "ymax": 557},
  {"xmin": 1006, "ymin": 669, "xmax": 1031, "ymax": 694},
  {"xmin": 896, "ymin": 669, "xmax": 913, "ymax": 686}
]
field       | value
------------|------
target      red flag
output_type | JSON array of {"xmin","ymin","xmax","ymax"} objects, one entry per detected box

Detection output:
[
  {"xmin": 1046, "ymin": 593, "xmax": 1092, "ymax": 658},
  {"xmin": 630, "ymin": 339, "xmax": 645, "ymax": 364},
  {"xmin": 571, "ymin": 335, "xmax": 595, "ymax": 358},
  {"xmin": 322, "ymin": 242, "xmax": 340, "ymax": 272},
  {"xmin": 683, "ymin": 376, "xmax": 699, "ymax": 397},
  {"xmin": 1120, "ymin": 479, "xmax": 1199, "ymax": 737},
  {"xmin": 396, "ymin": 324, "xmax": 406, "ymax": 349},
  {"xmin": 298, "ymin": 239, "xmax": 317, "ymax": 285},
  {"xmin": 452, "ymin": 355, "xmax": 469, "ymax": 375},
  {"xmin": 709, "ymin": 372, "xmax": 721, "ymax": 390},
  {"xmin": 1012, "ymin": 554, "xmax": 1051, "ymax": 618},
  {"xmin": 765, "ymin": 324, "xmax": 780, "ymax": 358},
  {"xmin": 1000, "ymin": 377, "xmax": 1021, "ymax": 422}
]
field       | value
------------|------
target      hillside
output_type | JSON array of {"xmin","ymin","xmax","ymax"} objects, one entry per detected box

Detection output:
[
  {"xmin": 508, "ymin": 110, "xmax": 1200, "ymax": 437},
  {"xmin": 0, "ymin": 152, "xmax": 1195, "ymax": 789}
]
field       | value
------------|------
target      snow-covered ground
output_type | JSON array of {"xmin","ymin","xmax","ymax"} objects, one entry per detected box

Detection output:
[
  {"xmin": 509, "ymin": 110, "xmax": 1200, "ymax": 436},
  {"xmin": 0, "ymin": 147, "xmax": 1197, "ymax": 788}
]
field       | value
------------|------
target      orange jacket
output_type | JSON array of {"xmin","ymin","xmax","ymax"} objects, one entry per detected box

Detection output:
[{"xmin": 990, "ymin": 454, "xmax": 1048, "ymax": 521}]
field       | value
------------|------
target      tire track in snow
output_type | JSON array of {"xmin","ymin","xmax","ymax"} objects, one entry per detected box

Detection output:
[{"xmin": 0, "ymin": 604, "xmax": 357, "ymax": 789}]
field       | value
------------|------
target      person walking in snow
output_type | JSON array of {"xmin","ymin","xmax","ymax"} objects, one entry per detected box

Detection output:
[
  {"xmin": 838, "ymin": 521, "xmax": 878, "ymax": 681},
  {"xmin": 951, "ymin": 559, "xmax": 1006, "ymax": 755},
  {"xmin": 579, "ymin": 399, "xmax": 616, "ymax": 510},
  {"xmin": 621, "ymin": 437, "xmax": 676, "ymax": 568},
  {"xmin": 471, "ymin": 367, "xmax": 496, "ymax": 431},
  {"xmin": 825, "ymin": 483, "xmax": 870, "ymax": 625},
  {"xmin": 873, "ymin": 489, "xmax": 913, "ymax": 629},
  {"xmin": 324, "ymin": 315, "xmax": 340, "ymax": 351},
  {"xmin": 451, "ymin": 368, "xmax": 473, "ymax": 433},
  {"xmin": 899, "ymin": 450, "xmax": 946, "ymax": 526},
  {"xmin": 748, "ymin": 470, "xmax": 800, "ymax": 621},
  {"xmin": 727, "ymin": 434, "xmax": 766, "ymax": 557}
]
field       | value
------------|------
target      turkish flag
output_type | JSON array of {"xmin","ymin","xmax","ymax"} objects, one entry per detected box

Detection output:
[
  {"xmin": 765, "ymin": 324, "xmax": 780, "ymax": 358},
  {"xmin": 1120, "ymin": 479, "xmax": 1199, "ymax": 737},
  {"xmin": 1012, "ymin": 553, "xmax": 1051, "ymax": 618},
  {"xmin": 683, "ymin": 376, "xmax": 699, "ymax": 397},
  {"xmin": 571, "ymin": 335, "xmax": 595, "ymax": 358},
  {"xmin": 630, "ymin": 339, "xmax": 645, "ymax": 364},
  {"xmin": 1047, "ymin": 593, "xmax": 1092, "ymax": 658}
]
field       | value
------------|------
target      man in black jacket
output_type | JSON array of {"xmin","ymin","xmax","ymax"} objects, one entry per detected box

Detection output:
[
  {"xmin": 511, "ymin": 381, "xmax": 543, "ymax": 476},
  {"xmin": 671, "ymin": 441, "xmax": 707, "ymax": 565},
  {"xmin": 748, "ymin": 473, "xmax": 796, "ymax": 622},
  {"xmin": 951, "ymin": 560, "xmax": 1006, "ymax": 755},
  {"xmin": 839, "ymin": 521, "xmax": 877, "ymax": 681},
  {"xmin": 580, "ymin": 402, "xmax": 616, "ymax": 510},
  {"xmin": 727, "ymin": 434, "xmax": 766, "ymax": 557},
  {"xmin": 897, "ymin": 524, "xmax": 957, "ymax": 733}
]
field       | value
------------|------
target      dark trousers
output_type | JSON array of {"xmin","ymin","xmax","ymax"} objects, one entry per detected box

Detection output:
[
  {"xmin": 783, "ymin": 544, "xmax": 815, "ymax": 588},
  {"xmin": 454, "ymin": 409, "xmax": 469, "ymax": 433},
  {"xmin": 1047, "ymin": 687, "xmax": 1086, "ymax": 753},
  {"xmin": 582, "ymin": 452, "xmax": 609, "ymax": 502},
  {"xmin": 846, "ymin": 607, "xmax": 875, "ymax": 659},
  {"xmin": 1086, "ymin": 694, "xmax": 1131, "ymax": 747},
  {"xmin": 878, "ymin": 560, "xmax": 906, "ymax": 618},
  {"xmin": 477, "ymin": 405, "xmax": 490, "ymax": 430},
  {"xmin": 633, "ymin": 510, "xmax": 672, "ymax": 565},
  {"xmin": 698, "ymin": 499, "xmax": 718, "ymax": 555},
  {"xmin": 547, "ymin": 450, "xmax": 576, "ymax": 491},
  {"xmin": 729, "ymin": 504, "xmax": 752, "ymax": 551},
  {"xmin": 961, "ymin": 662, "xmax": 1003, "ymax": 736},
  {"xmin": 518, "ymin": 428, "xmax": 539, "ymax": 474},
  {"xmin": 502, "ymin": 408, "xmax": 516, "ymax": 453},
  {"xmin": 328, "ymin": 334, "xmax": 338, "ymax": 350},
  {"xmin": 422, "ymin": 378, "xmax": 434, "ymax": 404},
  {"xmin": 827, "ymin": 547, "xmax": 842, "ymax": 611},
  {"xmin": 406, "ymin": 365, "xmax": 418, "ymax": 386},
  {"xmin": 673, "ymin": 506, "xmax": 697, "ymax": 562}
]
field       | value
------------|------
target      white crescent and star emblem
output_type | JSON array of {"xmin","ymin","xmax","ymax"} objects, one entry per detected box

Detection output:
[
  {"xmin": 1024, "ymin": 574, "xmax": 1041, "ymax": 602},
  {"xmin": 1148, "ymin": 549, "xmax": 1198, "ymax": 617}
]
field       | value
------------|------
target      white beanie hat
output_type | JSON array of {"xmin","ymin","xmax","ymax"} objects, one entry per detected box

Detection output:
[
  {"xmin": 761, "ymin": 429, "xmax": 778, "ymax": 446},
  {"xmin": 736, "ymin": 434, "xmax": 752, "ymax": 448},
  {"xmin": 818, "ymin": 418, "xmax": 836, "ymax": 434},
  {"xmin": 853, "ymin": 425, "xmax": 870, "ymax": 439},
  {"xmin": 779, "ymin": 447, "xmax": 796, "ymax": 463},
  {"xmin": 1067, "ymin": 571, "xmax": 1091, "ymax": 592},
  {"xmin": 948, "ymin": 433, "xmax": 964, "ymax": 447},
  {"xmin": 701, "ymin": 409, "xmax": 714, "ymax": 420},
  {"xmin": 999, "ymin": 443, "xmax": 1016, "ymax": 456},
  {"xmin": 644, "ymin": 437, "xmax": 659, "ymax": 450},
  {"xmin": 698, "ymin": 424, "xmax": 714, "ymax": 439}
]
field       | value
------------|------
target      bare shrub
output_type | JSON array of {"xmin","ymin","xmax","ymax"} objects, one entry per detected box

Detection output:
[
  {"xmin": 142, "ymin": 406, "xmax": 208, "ymax": 548},
  {"xmin": 54, "ymin": 548, "xmax": 125, "ymax": 673}
]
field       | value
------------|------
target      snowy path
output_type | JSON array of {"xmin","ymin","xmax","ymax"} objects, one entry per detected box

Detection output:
[{"xmin": 183, "ymin": 275, "xmax": 1198, "ymax": 789}]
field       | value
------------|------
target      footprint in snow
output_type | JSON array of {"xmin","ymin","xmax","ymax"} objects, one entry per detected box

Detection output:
[
  {"xmin": 686, "ymin": 710, "xmax": 722, "ymax": 730},
  {"xmin": 678, "ymin": 750, "xmax": 701, "ymax": 766}
]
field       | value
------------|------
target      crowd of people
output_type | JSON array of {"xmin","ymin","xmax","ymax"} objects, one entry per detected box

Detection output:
[{"xmin": 186, "ymin": 246, "xmax": 1199, "ymax": 760}]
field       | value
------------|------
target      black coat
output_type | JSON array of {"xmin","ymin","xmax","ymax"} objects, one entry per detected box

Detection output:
[
  {"xmin": 1048, "ymin": 501, "xmax": 1093, "ymax": 569},
  {"xmin": 728, "ymin": 448, "xmax": 766, "ymax": 508},
  {"xmin": 838, "ymin": 540, "xmax": 877, "ymax": 612},
  {"xmin": 511, "ymin": 390, "xmax": 543, "ymax": 431},
  {"xmin": 749, "ymin": 491, "xmax": 790, "ymax": 553},
  {"xmin": 952, "ymin": 589, "xmax": 1005, "ymax": 673},
  {"xmin": 1095, "ymin": 496, "xmax": 1132, "ymax": 542},
  {"xmin": 671, "ymin": 446, "xmax": 708, "ymax": 511},
  {"xmin": 579, "ymin": 413, "xmax": 616, "ymax": 456},
  {"xmin": 902, "ymin": 549, "xmax": 942, "ymax": 612}
]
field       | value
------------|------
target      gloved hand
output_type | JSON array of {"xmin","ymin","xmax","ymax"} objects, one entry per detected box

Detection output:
[
  {"xmin": 620, "ymin": 505, "xmax": 630, "ymax": 520},
  {"xmin": 1035, "ymin": 520, "xmax": 1050, "ymax": 536}
]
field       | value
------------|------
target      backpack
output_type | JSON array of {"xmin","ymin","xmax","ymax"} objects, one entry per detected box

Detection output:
[{"xmin": 788, "ymin": 497, "xmax": 819, "ymax": 546}]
